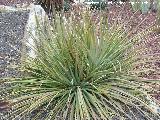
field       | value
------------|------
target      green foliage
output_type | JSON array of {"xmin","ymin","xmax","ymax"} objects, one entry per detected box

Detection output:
[
  {"xmin": 140, "ymin": 0, "xmax": 150, "ymax": 13},
  {"xmin": 1, "ymin": 11, "xmax": 160, "ymax": 119},
  {"xmin": 90, "ymin": 2, "xmax": 107, "ymax": 10},
  {"xmin": 157, "ymin": 0, "xmax": 160, "ymax": 25},
  {"xmin": 84, "ymin": 0, "xmax": 107, "ymax": 10},
  {"xmin": 130, "ymin": 0, "xmax": 150, "ymax": 13},
  {"xmin": 64, "ymin": 1, "xmax": 71, "ymax": 11}
]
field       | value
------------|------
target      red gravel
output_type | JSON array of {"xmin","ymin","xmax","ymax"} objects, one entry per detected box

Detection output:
[
  {"xmin": 105, "ymin": 3, "xmax": 160, "ymax": 78},
  {"xmin": 107, "ymin": 2, "xmax": 160, "ymax": 100}
]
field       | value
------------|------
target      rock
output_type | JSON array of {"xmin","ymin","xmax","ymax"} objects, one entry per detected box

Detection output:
[{"xmin": 25, "ymin": 4, "xmax": 46, "ymax": 58}]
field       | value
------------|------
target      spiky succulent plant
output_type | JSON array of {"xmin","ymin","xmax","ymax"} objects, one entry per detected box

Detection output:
[{"xmin": 0, "ymin": 11, "xmax": 160, "ymax": 120}]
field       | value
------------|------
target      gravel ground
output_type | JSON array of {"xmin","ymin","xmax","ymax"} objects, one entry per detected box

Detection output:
[
  {"xmin": 0, "ymin": 11, "xmax": 29, "ymax": 78},
  {"xmin": 111, "ymin": 3, "xmax": 160, "ymax": 74},
  {"xmin": 106, "ymin": 2, "xmax": 160, "ymax": 100},
  {"xmin": 0, "ymin": 11, "xmax": 29, "ymax": 119},
  {"xmin": 0, "ymin": 0, "xmax": 33, "ymax": 6}
]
